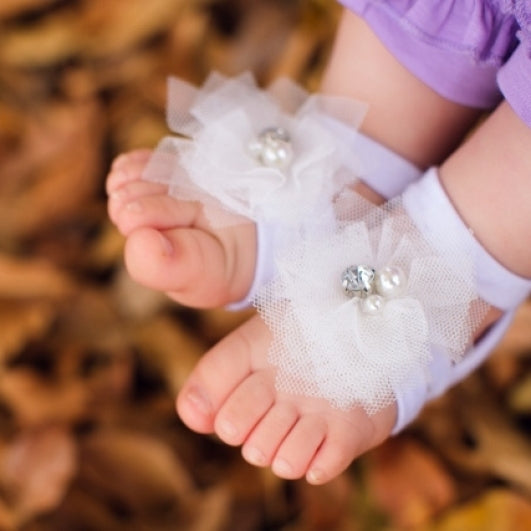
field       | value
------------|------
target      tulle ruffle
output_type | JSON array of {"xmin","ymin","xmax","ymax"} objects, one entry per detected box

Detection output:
[
  {"xmin": 142, "ymin": 72, "xmax": 367, "ymax": 227},
  {"xmin": 256, "ymin": 190, "xmax": 487, "ymax": 414}
]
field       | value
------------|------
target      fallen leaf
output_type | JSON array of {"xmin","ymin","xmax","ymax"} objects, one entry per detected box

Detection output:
[
  {"xmin": 0, "ymin": 301, "xmax": 55, "ymax": 363},
  {"xmin": 421, "ymin": 378, "xmax": 531, "ymax": 496},
  {"xmin": 0, "ymin": 254, "xmax": 73, "ymax": 299},
  {"xmin": 132, "ymin": 314, "xmax": 205, "ymax": 394},
  {"xmin": 0, "ymin": 0, "xmax": 57, "ymax": 20},
  {"xmin": 0, "ymin": 369, "xmax": 88, "ymax": 427},
  {"xmin": 0, "ymin": 100, "xmax": 104, "ymax": 241},
  {"xmin": 79, "ymin": 428, "xmax": 195, "ymax": 515},
  {"xmin": 422, "ymin": 489, "xmax": 531, "ymax": 531},
  {"xmin": 295, "ymin": 473, "xmax": 356, "ymax": 531},
  {"xmin": 199, "ymin": 307, "xmax": 256, "ymax": 344},
  {"xmin": 366, "ymin": 437, "xmax": 456, "ymax": 529},
  {"xmin": 0, "ymin": 426, "xmax": 77, "ymax": 524}
]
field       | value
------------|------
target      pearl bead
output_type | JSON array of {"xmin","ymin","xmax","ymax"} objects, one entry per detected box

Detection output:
[
  {"xmin": 361, "ymin": 294, "xmax": 384, "ymax": 315},
  {"xmin": 260, "ymin": 141, "xmax": 293, "ymax": 168},
  {"xmin": 248, "ymin": 127, "xmax": 293, "ymax": 169},
  {"xmin": 375, "ymin": 266, "xmax": 406, "ymax": 298}
]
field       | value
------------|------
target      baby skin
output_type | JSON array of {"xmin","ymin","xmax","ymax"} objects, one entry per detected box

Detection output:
[{"xmin": 106, "ymin": 11, "xmax": 531, "ymax": 484}]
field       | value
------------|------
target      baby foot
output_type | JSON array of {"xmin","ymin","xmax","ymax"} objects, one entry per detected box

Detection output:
[
  {"xmin": 106, "ymin": 150, "xmax": 257, "ymax": 308},
  {"xmin": 177, "ymin": 314, "xmax": 397, "ymax": 484}
]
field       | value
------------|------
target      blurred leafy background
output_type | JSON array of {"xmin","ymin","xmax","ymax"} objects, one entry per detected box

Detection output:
[{"xmin": 0, "ymin": 0, "xmax": 531, "ymax": 529}]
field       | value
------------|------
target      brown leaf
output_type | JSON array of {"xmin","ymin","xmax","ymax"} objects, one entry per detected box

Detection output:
[
  {"xmin": 295, "ymin": 473, "xmax": 356, "ymax": 531},
  {"xmin": 508, "ymin": 372, "xmax": 531, "ymax": 414},
  {"xmin": 107, "ymin": 90, "xmax": 167, "ymax": 152},
  {"xmin": 0, "ymin": 301, "xmax": 55, "ymax": 363},
  {"xmin": 0, "ymin": 100, "xmax": 104, "ymax": 241},
  {"xmin": 0, "ymin": 254, "xmax": 73, "ymax": 299},
  {"xmin": 1, "ymin": 426, "xmax": 77, "ymax": 523},
  {"xmin": 188, "ymin": 486, "xmax": 231, "ymax": 531},
  {"xmin": 79, "ymin": 429, "xmax": 195, "ymax": 514},
  {"xmin": 0, "ymin": 498, "xmax": 16, "ymax": 531},
  {"xmin": 78, "ymin": 0, "xmax": 186, "ymax": 60},
  {"xmin": 0, "ymin": 0, "xmax": 57, "ymax": 20},
  {"xmin": 0, "ymin": 369, "xmax": 88, "ymax": 427},
  {"xmin": 112, "ymin": 267, "xmax": 168, "ymax": 320},
  {"xmin": 0, "ymin": 10, "xmax": 80, "ymax": 67},
  {"xmin": 422, "ymin": 489, "xmax": 531, "ymax": 531},
  {"xmin": 421, "ymin": 378, "xmax": 531, "ymax": 495},
  {"xmin": 132, "ymin": 315, "xmax": 205, "ymax": 394},
  {"xmin": 366, "ymin": 437, "xmax": 456, "ymax": 529},
  {"xmin": 485, "ymin": 301, "xmax": 531, "ymax": 389}
]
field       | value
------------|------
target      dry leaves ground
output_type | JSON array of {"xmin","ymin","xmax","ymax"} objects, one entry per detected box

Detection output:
[{"xmin": 0, "ymin": 1, "xmax": 530, "ymax": 530}]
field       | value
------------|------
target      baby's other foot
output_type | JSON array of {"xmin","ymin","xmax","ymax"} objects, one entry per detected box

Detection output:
[
  {"xmin": 177, "ymin": 314, "xmax": 397, "ymax": 484},
  {"xmin": 107, "ymin": 149, "xmax": 178, "ymax": 235},
  {"xmin": 106, "ymin": 150, "xmax": 256, "ymax": 308}
]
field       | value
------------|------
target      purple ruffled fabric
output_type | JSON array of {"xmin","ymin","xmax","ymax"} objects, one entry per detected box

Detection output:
[{"xmin": 339, "ymin": 0, "xmax": 531, "ymax": 127}]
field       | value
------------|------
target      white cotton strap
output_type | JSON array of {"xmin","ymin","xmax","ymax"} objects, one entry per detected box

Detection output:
[
  {"xmin": 353, "ymin": 132, "xmax": 422, "ymax": 199},
  {"xmin": 402, "ymin": 167, "xmax": 531, "ymax": 311},
  {"xmin": 226, "ymin": 221, "xmax": 277, "ymax": 311},
  {"xmin": 320, "ymin": 115, "xmax": 422, "ymax": 199}
]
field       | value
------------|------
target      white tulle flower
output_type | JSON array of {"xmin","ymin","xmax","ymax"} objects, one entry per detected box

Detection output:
[
  {"xmin": 142, "ymin": 72, "xmax": 366, "ymax": 226},
  {"xmin": 256, "ymin": 196, "xmax": 486, "ymax": 414}
]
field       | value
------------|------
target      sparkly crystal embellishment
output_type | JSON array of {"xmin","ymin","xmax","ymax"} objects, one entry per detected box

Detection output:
[
  {"xmin": 248, "ymin": 126, "xmax": 293, "ymax": 169},
  {"xmin": 341, "ymin": 265, "xmax": 376, "ymax": 298}
]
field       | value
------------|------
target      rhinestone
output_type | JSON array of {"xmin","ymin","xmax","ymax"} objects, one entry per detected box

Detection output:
[{"xmin": 341, "ymin": 265, "xmax": 375, "ymax": 298}]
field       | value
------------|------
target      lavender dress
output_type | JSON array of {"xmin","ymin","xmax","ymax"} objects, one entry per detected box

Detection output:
[{"xmin": 339, "ymin": 0, "xmax": 531, "ymax": 127}]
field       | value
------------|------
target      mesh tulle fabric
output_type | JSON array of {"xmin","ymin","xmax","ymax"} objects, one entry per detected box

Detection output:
[
  {"xmin": 142, "ymin": 72, "xmax": 367, "ymax": 227},
  {"xmin": 255, "ymin": 192, "xmax": 487, "ymax": 414}
]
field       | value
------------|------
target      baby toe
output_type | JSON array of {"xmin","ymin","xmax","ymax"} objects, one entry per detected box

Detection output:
[
  {"xmin": 108, "ymin": 182, "xmax": 168, "ymax": 231},
  {"xmin": 111, "ymin": 149, "xmax": 152, "ymax": 172},
  {"xmin": 271, "ymin": 415, "xmax": 326, "ymax": 480},
  {"xmin": 177, "ymin": 316, "xmax": 269, "ymax": 434},
  {"xmin": 305, "ymin": 405, "xmax": 396, "ymax": 485},
  {"xmin": 241, "ymin": 402, "xmax": 299, "ymax": 467},
  {"xmin": 106, "ymin": 149, "xmax": 153, "ymax": 194},
  {"xmin": 214, "ymin": 370, "xmax": 275, "ymax": 446},
  {"xmin": 305, "ymin": 429, "xmax": 359, "ymax": 485}
]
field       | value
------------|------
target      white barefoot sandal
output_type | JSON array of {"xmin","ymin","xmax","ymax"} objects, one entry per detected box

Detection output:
[
  {"xmin": 255, "ymin": 168, "xmax": 531, "ymax": 430},
  {"xmin": 142, "ymin": 71, "xmax": 368, "ymax": 228},
  {"xmin": 255, "ymin": 178, "xmax": 489, "ymax": 417}
]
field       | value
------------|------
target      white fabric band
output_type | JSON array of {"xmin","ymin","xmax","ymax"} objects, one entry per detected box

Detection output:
[
  {"xmin": 226, "ymin": 221, "xmax": 277, "ymax": 311},
  {"xmin": 322, "ymin": 116, "xmax": 422, "ymax": 198},
  {"xmin": 393, "ymin": 167, "xmax": 531, "ymax": 432},
  {"xmin": 402, "ymin": 168, "xmax": 531, "ymax": 311}
]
